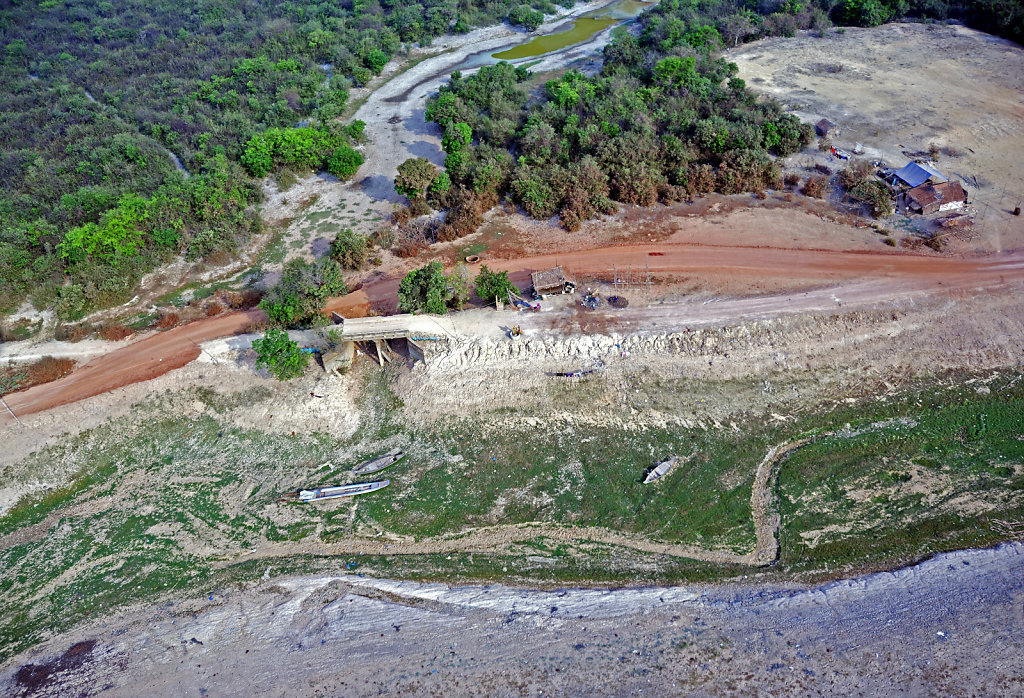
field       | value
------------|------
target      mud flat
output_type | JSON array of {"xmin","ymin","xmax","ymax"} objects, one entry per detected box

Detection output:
[{"xmin": 2, "ymin": 543, "xmax": 1021, "ymax": 696}]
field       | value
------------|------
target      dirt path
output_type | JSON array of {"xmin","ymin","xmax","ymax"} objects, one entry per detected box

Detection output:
[{"xmin": 5, "ymin": 245, "xmax": 1023, "ymax": 423}]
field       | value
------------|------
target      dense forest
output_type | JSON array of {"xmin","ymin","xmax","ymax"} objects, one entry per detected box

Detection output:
[
  {"xmin": 2, "ymin": 0, "xmax": 1022, "ymax": 319},
  {"xmin": 424, "ymin": 0, "xmax": 818, "ymax": 234},
  {"xmin": 422, "ymin": 0, "xmax": 1022, "ymax": 233},
  {"xmin": 0, "ymin": 0, "xmax": 577, "ymax": 317}
]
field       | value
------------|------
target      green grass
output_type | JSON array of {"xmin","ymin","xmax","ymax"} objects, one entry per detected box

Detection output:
[
  {"xmin": 1, "ymin": 370, "xmax": 1023, "ymax": 662},
  {"xmin": 776, "ymin": 379, "xmax": 1024, "ymax": 578},
  {"xmin": 155, "ymin": 277, "xmax": 243, "ymax": 308}
]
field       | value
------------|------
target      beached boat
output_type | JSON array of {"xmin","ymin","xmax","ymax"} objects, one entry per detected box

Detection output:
[
  {"xmin": 352, "ymin": 449, "xmax": 405, "ymax": 476},
  {"xmin": 643, "ymin": 457, "xmax": 678, "ymax": 484},
  {"xmin": 283, "ymin": 480, "xmax": 390, "ymax": 502}
]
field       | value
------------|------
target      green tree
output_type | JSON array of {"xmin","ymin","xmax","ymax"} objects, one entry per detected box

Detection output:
[
  {"xmin": 252, "ymin": 329, "xmax": 309, "ymax": 380},
  {"xmin": 259, "ymin": 257, "xmax": 348, "ymax": 327},
  {"xmin": 474, "ymin": 265, "xmax": 514, "ymax": 305},
  {"xmin": 837, "ymin": 0, "xmax": 893, "ymax": 26},
  {"xmin": 395, "ymin": 157, "xmax": 439, "ymax": 200},
  {"xmin": 326, "ymin": 145, "xmax": 364, "ymax": 180},
  {"xmin": 442, "ymin": 122, "xmax": 472, "ymax": 154},
  {"xmin": 447, "ymin": 262, "xmax": 473, "ymax": 309},
  {"xmin": 398, "ymin": 260, "xmax": 450, "ymax": 314}
]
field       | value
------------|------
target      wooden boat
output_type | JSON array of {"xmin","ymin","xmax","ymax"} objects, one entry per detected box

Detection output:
[
  {"xmin": 282, "ymin": 480, "xmax": 390, "ymax": 502},
  {"xmin": 643, "ymin": 457, "xmax": 678, "ymax": 484},
  {"xmin": 352, "ymin": 449, "xmax": 405, "ymax": 476}
]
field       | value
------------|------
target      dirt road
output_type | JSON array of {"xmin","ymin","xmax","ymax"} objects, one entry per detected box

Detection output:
[
  {"xmin": 1, "ymin": 309, "xmax": 263, "ymax": 421},
  {"xmin": 4, "ymin": 245, "xmax": 1023, "ymax": 422}
]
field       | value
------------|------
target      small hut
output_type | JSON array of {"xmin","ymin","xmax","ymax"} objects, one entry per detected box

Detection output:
[
  {"xmin": 816, "ymin": 118, "xmax": 837, "ymax": 138},
  {"xmin": 530, "ymin": 266, "xmax": 575, "ymax": 297}
]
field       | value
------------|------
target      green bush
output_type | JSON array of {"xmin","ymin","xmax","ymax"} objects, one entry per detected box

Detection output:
[
  {"xmin": 326, "ymin": 146, "xmax": 364, "ymax": 180},
  {"xmin": 395, "ymin": 157, "xmax": 440, "ymax": 200},
  {"xmin": 252, "ymin": 329, "xmax": 309, "ymax": 380},
  {"xmin": 398, "ymin": 261, "xmax": 450, "ymax": 314},
  {"xmin": 259, "ymin": 257, "xmax": 348, "ymax": 328},
  {"xmin": 474, "ymin": 265, "xmax": 515, "ymax": 305}
]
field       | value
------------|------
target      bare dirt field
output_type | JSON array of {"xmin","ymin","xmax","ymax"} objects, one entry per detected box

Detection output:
[
  {"xmin": 730, "ymin": 22, "xmax": 1024, "ymax": 253},
  {"xmin": 3, "ymin": 543, "xmax": 1022, "ymax": 697}
]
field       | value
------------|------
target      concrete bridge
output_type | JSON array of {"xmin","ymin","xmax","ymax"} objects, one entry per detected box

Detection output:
[{"xmin": 322, "ymin": 312, "xmax": 448, "ymax": 373}]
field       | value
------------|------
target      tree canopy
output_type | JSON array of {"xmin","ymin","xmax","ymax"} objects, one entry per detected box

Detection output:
[{"xmin": 253, "ymin": 329, "xmax": 309, "ymax": 381}]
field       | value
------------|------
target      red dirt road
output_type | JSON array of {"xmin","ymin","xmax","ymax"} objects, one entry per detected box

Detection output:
[
  {"xmin": 4, "ymin": 244, "xmax": 1023, "ymax": 422},
  {"xmin": 2, "ymin": 309, "xmax": 263, "ymax": 422}
]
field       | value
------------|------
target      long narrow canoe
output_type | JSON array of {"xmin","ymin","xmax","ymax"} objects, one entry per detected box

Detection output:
[
  {"xmin": 282, "ymin": 480, "xmax": 390, "ymax": 502},
  {"xmin": 643, "ymin": 457, "xmax": 678, "ymax": 484},
  {"xmin": 352, "ymin": 449, "xmax": 405, "ymax": 476}
]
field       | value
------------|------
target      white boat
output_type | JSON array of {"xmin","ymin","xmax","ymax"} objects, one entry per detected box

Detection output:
[
  {"xmin": 288, "ymin": 480, "xmax": 390, "ymax": 502},
  {"xmin": 352, "ymin": 449, "xmax": 405, "ymax": 476},
  {"xmin": 643, "ymin": 457, "xmax": 678, "ymax": 484}
]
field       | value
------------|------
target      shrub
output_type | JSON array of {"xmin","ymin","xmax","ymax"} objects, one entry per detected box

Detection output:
[
  {"xmin": 838, "ymin": 159, "xmax": 874, "ymax": 191},
  {"xmin": 55, "ymin": 324, "xmax": 91, "ymax": 342},
  {"xmin": 438, "ymin": 186, "xmax": 488, "ymax": 241},
  {"xmin": 391, "ymin": 206, "xmax": 413, "ymax": 226},
  {"xmin": 326, "ymin": 145, "xmax": 364, "ymax": 180},
  {"xmin": 259, "ymin": 257, "xmax": 347, "ymax": 328},
  {"xmin": 345, "ymin": 120, "xmax": 366, "ymax": 142},
  {"xmin": 394, "ymin": 239, "xmax": 429, "ymax": 258},
  {"xmin": 98, "ymin": 323, "xmax": 134, "ymax": 341},
  {"xmin": 802, "ymin": 174, "xmax": 828, "ymax": 198},
  {"xmin": 398, "ymin": 261, "xmax": 450, "ymax": 314},
  {"xmin": 447, "ymin": 263, "xmax": 473, "ymax": 309},
  {"xmin": 371, "ymin": 223, "xmax": 397, "ymax": 249},
  {"xmin": 155, "ymin": 312, "xmax": 180, "ymax": 329},
  {"xmin": 508, "ymin": 5, "xmax": 544, "ymax": 30},
  {"xmin": 395, "ymin": 157, "xmax": 439, "ymax": 200},
  {"xmin": 409, "ymin": 198, "xmax": 433, "ymax": 217},
  {"xmin": 329, "ymin": 228, "xmax": 369, "ymax": 270},
  {"xmin": 25, "ymin": 356, "xmax": 76, "ymax": 386},
  {"xmin": 252, "ymin": 329, "xmax": 308, "ymax": 380},
  {"xmin": 850, "ymin": 179, "xmax": 894, "ymax": 218}
]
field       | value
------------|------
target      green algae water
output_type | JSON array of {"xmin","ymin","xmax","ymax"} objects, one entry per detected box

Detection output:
[{"xmin": 492, "ymin": 0, "xmax": 651, "ymax": 61}]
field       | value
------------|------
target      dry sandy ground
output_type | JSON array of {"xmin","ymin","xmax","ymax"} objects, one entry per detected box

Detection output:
[
  {"xmin": 3, "ymin": 543, "xmax": 1022, "ymax": 696},
  {"xmin": 729, "ymin": 22, "xmax": 1024, "ymax": 253}
]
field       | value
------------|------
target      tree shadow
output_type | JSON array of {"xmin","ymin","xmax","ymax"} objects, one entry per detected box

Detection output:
[
  {"xmin": 405, "ymin": 108, "xmax": 442, "ymax": 138},
  {"xmin": 311, "ymin": 236, "xmax": 331, "ymax": 258},
  {"xmin": 406, "ymin": 139, "xmax": 445, "ymax": 166},
  {"xmin": 359, "ymin": 174, "xmax": 403, "ymax": 203}
]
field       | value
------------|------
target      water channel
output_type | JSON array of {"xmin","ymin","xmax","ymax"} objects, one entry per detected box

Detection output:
[{"xmin": 492, "ymin": 0, "xmax": 651, "ymax": 61}]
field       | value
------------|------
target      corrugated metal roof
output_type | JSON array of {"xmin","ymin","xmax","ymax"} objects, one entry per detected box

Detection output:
[{"xmin": 892, "ymin": 162, "xmax": 947, "ymax": 188}]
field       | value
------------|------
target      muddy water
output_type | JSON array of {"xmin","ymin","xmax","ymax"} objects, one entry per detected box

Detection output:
[{"xmin": 492, "ymin": 0, "xmax": 651, "ymax": 60}]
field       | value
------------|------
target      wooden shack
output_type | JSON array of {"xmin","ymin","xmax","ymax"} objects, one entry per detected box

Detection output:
[{"xmin": 530, "ymin": 266, "xmax": 575, "ymax": 297}]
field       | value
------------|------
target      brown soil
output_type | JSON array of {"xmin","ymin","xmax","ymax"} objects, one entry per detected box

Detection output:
[
  {"xmin": 5, "ymin": 231, "xmax": 1023, "ymax": 424},
  {"xmin": 1, "ymin": 310, "xmax": 263, "ymax": 420}
]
